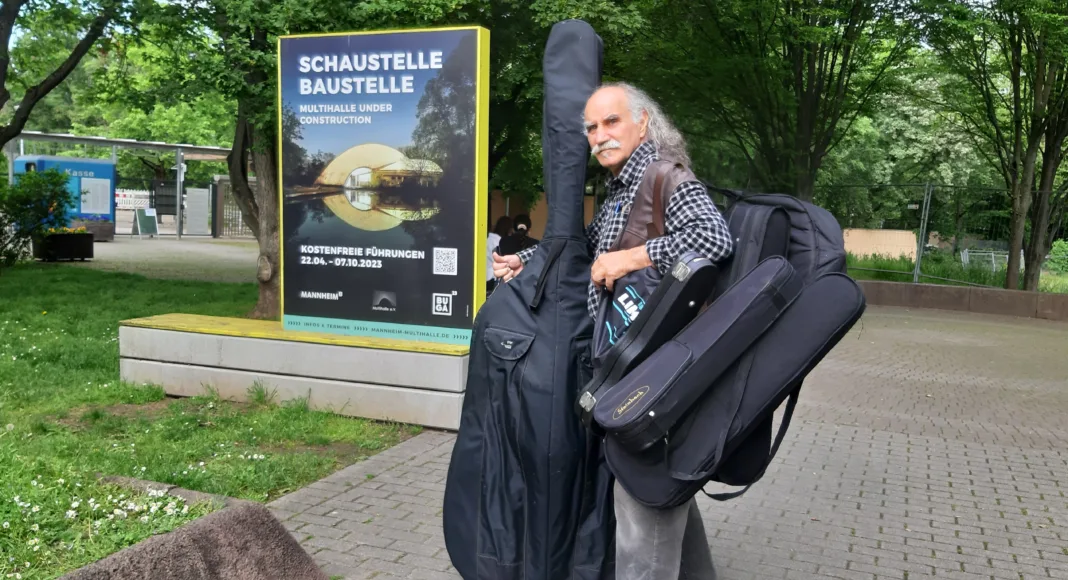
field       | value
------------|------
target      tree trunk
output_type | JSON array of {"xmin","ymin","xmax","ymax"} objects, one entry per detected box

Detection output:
[
  {"xmin": 1024, "ymin": 144, "xmax": 1066, "ymax": 291},
  {"xmin": 1005, "ymin": 123, "xmax": 1043, "ymax": 289},
  {"xmin": 1006, "ymin": 185, "xmax": 1028, "ymax": 290},
  {"xmin": 1024, "ymin": 192, "xmax": 1050, "ymax": 291},
  {"xmin": 953, "ymin": 197, "xmax": 964, "ymax": 258},
  {"xmin": 1024, "ymin": 71, "xmax": 1068, "ymax": 291},
  {"xmin": 795, "ymin": 170, "xmax": 815, "ymax": 202},
  {"xmin": 1006, "ymin": 181, "xmax": 1034, "ymax": 290},
  {"xmin": 1025, "ymin": 165, "xmax": 1055, "ymax": 291},
  {"xmin": 227, "ymin": 102, "xmax": 279, "ymax": 320},
  {"xmin": 227, "ymin": 113, "xmax": 260, "ymax": 238},
  {"xmin": 248, "ymin": 126, "xmax": 280, "ymax": 320}
]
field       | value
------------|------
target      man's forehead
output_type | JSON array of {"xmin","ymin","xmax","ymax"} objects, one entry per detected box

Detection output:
[{"xmin": 584, "ymin": 87, "xmax": 628, "ymax": 120}]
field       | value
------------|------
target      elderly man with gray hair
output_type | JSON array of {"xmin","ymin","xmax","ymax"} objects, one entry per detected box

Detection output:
[{"xmin": 492, "ymin": 81, "xmax": 732, "ymax": 579}]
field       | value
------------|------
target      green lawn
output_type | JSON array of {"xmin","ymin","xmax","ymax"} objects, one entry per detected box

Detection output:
[
  {"xmin": 0, "ymin": 265, "xmax": 418, "ymax": 579},
  {"xmin": 846, "ymin": 253, "xmax": 1068, "ymax": 293}
]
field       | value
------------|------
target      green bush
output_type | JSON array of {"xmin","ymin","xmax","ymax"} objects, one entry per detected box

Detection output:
[
  {"xmin": 1048, "ymin": 240, "xmax": 1068, "ymax": 274},
  {"xmin": 0, "ymin": 169, "xmax": 73, "ymax": 270}
]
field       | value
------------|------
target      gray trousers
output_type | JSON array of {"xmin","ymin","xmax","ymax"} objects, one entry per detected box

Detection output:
[{"xmin": 614, "ymin": 481, "xmax": 716, "ymax": 580}]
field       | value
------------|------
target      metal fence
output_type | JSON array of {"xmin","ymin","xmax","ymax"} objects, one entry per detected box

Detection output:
[
  {"xmin": 213, "ymin": 176, "xmax": 256, "ymax": 239},
  {"xmin": 113, "ymin": 177, "xmax": 218, "ymax": 238},
  {"xmin": 813, "ymin": 183, "xmax": 1022, "ymax": 288},
  {"xmin": 109, "ymin": 176, "xmax": 267, "ymax": 240}
]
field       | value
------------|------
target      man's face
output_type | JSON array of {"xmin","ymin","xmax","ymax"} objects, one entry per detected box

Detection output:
[{"xmin": 584, "ymin": 87, "xmax": 648, "ymax": 176}]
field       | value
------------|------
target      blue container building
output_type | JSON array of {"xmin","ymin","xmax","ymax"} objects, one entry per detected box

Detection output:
[{"xmin": 13, "ymin": 156, "xmax": 117, "ymax": 224}]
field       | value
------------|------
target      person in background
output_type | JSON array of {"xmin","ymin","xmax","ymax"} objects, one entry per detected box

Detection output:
[
  {"xmin": 498, "ymin": 213, "xmax": 539, "ymax": 256},
  {"xmin": 486, "ymin": 216, "xmax": 512, "ymax": 295}
]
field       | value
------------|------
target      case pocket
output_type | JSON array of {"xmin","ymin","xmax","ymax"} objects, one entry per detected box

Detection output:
[
  {"xmin": 476, "ymin": 325, "xmax": 536, "ymax": 570},
  {"xmin": 482, "ymin": 326, "xmax": 535, "ymax": 361},
  {"xmin": 593, "ymin": 340, "xmax": 693, "ymax": 445}
]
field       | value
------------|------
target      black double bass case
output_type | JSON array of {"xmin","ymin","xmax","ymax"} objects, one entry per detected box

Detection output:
[{"xmin": 443, "ymin": 20, "xmax": 614, "ymax": 580}]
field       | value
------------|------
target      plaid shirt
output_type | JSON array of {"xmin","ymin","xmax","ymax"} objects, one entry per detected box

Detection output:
[{"xmin": 517, "ymin": 141, "xmax": 733, "ymax": 319}]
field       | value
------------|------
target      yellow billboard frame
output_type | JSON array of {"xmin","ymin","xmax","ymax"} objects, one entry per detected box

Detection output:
[{"xmin": 275, "ymin": 25, "xmax": 490, "ymax": 355}]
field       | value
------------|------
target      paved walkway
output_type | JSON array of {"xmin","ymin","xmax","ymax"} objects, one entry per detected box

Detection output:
[
  {"xmin": 267, "ymin": 306, "xmax": 1068, "ymax": 580},
  {"xmin": 69, "ymin": 237, "xmax": 259, "ymax": 283}
]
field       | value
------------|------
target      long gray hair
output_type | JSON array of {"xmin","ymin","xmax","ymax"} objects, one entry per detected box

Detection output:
[{"xmin": 590, "ymin": 81, "xmax": 691, "ymax": 167}]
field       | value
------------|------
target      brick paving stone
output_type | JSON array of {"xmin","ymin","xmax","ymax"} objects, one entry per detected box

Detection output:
[{"xmin": 269, "ymin": 306, "xmax": 1068, "ymax": 579}]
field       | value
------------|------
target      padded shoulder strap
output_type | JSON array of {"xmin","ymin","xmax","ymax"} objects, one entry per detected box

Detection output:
[
  {"xmin": 702, "ymin": 385, "xmax": 801, "ymax": 502},
  {"xmin": 654, "ymin": 161, "xmax": 698, "ymax": 237},
  {"xmin": 648, "ymin": 167, "xmax": 670, "ymax": 240}
]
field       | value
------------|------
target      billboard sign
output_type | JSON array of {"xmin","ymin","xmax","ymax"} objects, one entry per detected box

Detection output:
[{"xmin": 277, "ymin": 27, "xmax": 490, "ymax": 348}]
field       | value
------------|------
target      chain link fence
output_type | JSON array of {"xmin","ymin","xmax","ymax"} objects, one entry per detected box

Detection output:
[{"xmin": 814, "ymin": 183, "xmax": 1020, "ymax": 288}]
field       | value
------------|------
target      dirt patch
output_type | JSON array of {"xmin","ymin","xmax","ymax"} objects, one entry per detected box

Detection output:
[
  {"xmin": 261, "ymin": 441, "xmax": 383, "ymax": 466},
  {"xmin": 99, "ymin": 399, "xmax": 177, "ymax": 419},
  {"xmin": 54, "ymin": 398, "xmax": 178, "ymax": 430},
  {"xmin": 262, "ymin": 428, "xmax": 420, "ymax": 466}
]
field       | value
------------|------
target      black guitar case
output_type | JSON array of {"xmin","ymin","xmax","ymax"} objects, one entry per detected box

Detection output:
[
  {"xmin": 576, "ymin": 251, "xmax": 720, "ymax": 433},
  {"xmin": 604, "ymin": 271, "xmax": 866, "ymax": 509},
  {"xmin": 593, "ymin": 255, "xmax": 803, "ymax": 453},
  {"xmin": 442, "ymin": 20, "xmax": 614, "ymax": 580}
]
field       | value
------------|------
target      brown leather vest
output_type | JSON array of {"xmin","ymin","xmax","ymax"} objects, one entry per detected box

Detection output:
[{"xmin": 610, "ymin": 158, "xmax": 698, "ymax": 252}]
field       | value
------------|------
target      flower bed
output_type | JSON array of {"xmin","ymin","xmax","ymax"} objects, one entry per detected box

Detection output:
[
  {"xmin": 31, "ymin": 229, "xmax": 93, "ymax": 262},
  {"xmin": 72, "ymin": 217, "xmax": 115, "ymax": 243}
]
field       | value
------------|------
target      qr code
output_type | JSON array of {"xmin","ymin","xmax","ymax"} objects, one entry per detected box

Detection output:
[{"xmin": 433, "ymin": 247, "xmax": 458, "ymax": 275}]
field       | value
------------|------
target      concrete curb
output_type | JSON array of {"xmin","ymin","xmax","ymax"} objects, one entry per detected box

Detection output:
[
  {"xmin": 858, "ymin": 280, "xmax": 1068, "ymax": 322},
  {"xmin": 93, "ymin": 473, "xmax": 256, "ymax": 510}
]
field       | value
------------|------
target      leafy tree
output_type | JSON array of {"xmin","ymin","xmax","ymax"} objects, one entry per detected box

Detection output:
[
  {"xmin": 69, "ymin": 31, "xmax": 235, "ymax": 183},
  {"xmin": 923, "ymin": 0, "xmax": 1068, "ymax": 290},
  {"xmin": 0, "ymin": 0, "xmax": 136, "ymax": 149},
  {"xmin": 1, "ymin": 5, "xmax": 229, "ymax": 183},
  {"xmin": 134, "ymin": 0, "xmax": 643, "ymax": 319},
  {"xmin": 3, "ymin": 6, "xmax": 94, "ymax": 133},
  {"xmin": 817, "ymin": 60, "xmax": 1006, "ymax": 251},
  {"xmin": 618, "ymin": 0, "xmax": 919, "ymax": 201}
]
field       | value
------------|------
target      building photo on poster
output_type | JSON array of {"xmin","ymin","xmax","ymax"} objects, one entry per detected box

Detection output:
[{"xmin": 277, "ymin": 27, "xmax": 488, "ymax": 346}]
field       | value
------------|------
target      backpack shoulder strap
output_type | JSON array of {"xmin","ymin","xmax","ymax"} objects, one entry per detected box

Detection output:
[
  {"xmin": 612, "ymin": 159, "xmax": 692, "ymax": 251},
  {"xmin": 648, "ymin": 165, "xmax": 670, "ymax": 240},
  {"xmin": 648, "ymin": 160, "xmax": 697, "ymax": 239}
]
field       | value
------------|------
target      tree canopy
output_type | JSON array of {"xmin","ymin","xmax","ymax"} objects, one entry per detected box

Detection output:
[{"xmin": 4, "ymin": 0, "xmax": 1067, "ymax": 303}]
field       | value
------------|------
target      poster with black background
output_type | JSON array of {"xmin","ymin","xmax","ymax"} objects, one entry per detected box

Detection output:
[{"xmin": 277, "ymin": 27, "xmax": 488, "ymax": 346}]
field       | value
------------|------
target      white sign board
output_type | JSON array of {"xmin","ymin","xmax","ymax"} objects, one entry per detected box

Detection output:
[
  {"xmin": 81, "ymin": 177, "xmax": 111, "ymax": 214},
  {"xmin": 185, "ymin": 188, "xmax": 211, "ymax": 236}
]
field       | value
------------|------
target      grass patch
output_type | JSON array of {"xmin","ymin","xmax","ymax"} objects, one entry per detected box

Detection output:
[
  {"xmin": 846, "ymin": 252, "xmax": 1068, "ymax": 293},
  {"xmin": 0, "ymin": 264, "xmax": 419, "ymax": 578},
  {"xmin": 1040, "ymin": 271, "xmax": 1068, "ymax": 294}
]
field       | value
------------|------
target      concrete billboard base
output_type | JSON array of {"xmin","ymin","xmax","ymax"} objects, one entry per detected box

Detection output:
[{"xmin": 119, "ymin": 314, "xmax": 468, "ymax": 430}]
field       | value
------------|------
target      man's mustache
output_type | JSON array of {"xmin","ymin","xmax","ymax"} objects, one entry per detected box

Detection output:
[{"xmin": 591, "ymin": 140, "xmax": 621, "ymax": 156}]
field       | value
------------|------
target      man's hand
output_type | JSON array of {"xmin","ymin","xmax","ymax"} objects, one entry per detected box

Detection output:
[
  {"xmin": 591, "ymin": 246, "xmax": 654, "ymax": 291},
  {"xmin": 492, "ymin": 252, "xmax": 523, "ymax": 282}
]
